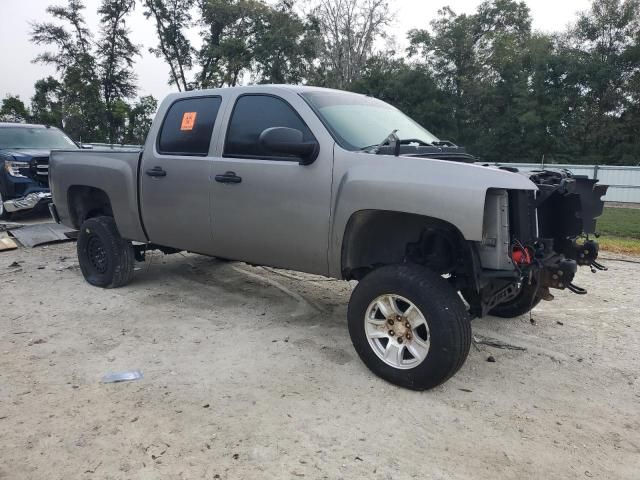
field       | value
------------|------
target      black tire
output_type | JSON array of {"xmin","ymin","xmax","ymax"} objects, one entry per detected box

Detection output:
[
  {"xmin": 489, "ymin": 282, "xmax": 542, "ymax": 318},
  {"xmin": 348, "ymin": 264, "xmax": 471, "ymax": 390},
  {"xmin": 77, "ymin": 216, "xmax": 134, "ymax": 288}
]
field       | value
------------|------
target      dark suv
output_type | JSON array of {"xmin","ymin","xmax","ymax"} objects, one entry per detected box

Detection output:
[{"xmin": 0, "ymin": 123, "xmax": 78, "ymax": 219}]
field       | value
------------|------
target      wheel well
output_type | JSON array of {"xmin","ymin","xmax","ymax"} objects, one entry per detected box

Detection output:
[
  {"xmin": 341, "ymin": 210, "xmax": 477, "ymax": 284},
  {"xmin": 67, "ymin": 186, "xmax": 113, "ymax": 228}
]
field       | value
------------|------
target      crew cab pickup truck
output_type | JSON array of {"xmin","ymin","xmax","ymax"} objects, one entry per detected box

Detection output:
[
  {"xmin": 49, "ymin": 85, "xmax": 608, "ymax": 390},
  {"xmin": 0, "ymin": 123, "xmax": 78, "ymax": 219}
]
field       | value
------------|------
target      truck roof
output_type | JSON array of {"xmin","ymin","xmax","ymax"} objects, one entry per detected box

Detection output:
[{"xmin": 166, "ymin": 84, "xmax": 361, "ymax": 100}]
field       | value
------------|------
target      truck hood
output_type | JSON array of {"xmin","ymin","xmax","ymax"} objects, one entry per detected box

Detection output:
[
  {"xmin": 361, "ymin": 143, "xmax": 538, "ymax": 191},
  {"xmin": 380, "ymin": 153, "xmax": 538, "ymax": 192}
]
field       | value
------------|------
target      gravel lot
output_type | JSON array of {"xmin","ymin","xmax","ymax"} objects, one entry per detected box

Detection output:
[{"xmin": 1, "ymin": 231, "xmax": 639, "ymax": 479}]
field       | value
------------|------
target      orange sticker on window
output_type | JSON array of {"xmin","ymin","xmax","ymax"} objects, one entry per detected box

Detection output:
[{"xmin": 180, "ymin": 111, "xmax": 197, "ymax": 131}]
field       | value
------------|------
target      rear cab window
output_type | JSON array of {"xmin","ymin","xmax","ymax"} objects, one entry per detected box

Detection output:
[
  {"xmin": 158, "ymin": 96, "xmax": 222, "ymax": 156},
  {"xmin": 223, "ymin": 94, "xmax": 315, "ymax": 160}
]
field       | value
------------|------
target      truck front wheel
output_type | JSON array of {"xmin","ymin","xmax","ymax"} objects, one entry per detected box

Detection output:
[
  {"xmin": 348, "ymin": 264, "xmax": 471, "ymax": 390},
  {"xmin": 77, "ymin": 216, "xmax": 134, "ymax": 288}
]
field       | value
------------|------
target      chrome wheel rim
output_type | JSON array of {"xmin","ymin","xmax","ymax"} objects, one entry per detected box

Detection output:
[{"xmin": 365, "ymin": 294, "xmax": 430, "ymax": 370}]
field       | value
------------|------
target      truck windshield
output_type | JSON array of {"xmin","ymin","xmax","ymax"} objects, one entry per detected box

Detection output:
[
  {"xmin": 0, "ymin": 126, "xmax": 78, "ymax": 150},
  {"xmin": 301, "ymin": 91, "xmax": 439, "ymax": 151}
]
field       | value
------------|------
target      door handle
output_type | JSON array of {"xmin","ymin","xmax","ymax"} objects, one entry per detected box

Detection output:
[
  {"xmin": 146, "ymin": 166, "xmax": 167, "ymax": 177},
  {"xmin": 215, "ymin": 171, "xmax": 242, "ymax": 184}
]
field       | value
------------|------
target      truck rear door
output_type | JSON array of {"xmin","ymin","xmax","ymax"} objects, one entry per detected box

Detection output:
[
  {"xmin": 140, "ymin": 96, "xmax": 224, "ymax": 253},
  {"xmin": 208, "ymin": 91, "xmax": 334, "ymax": 275}
]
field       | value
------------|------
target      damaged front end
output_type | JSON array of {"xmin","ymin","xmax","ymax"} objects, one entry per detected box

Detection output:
[{"xmin": 469, "ymin": 169, "xmax": 609, "ymax": 318}]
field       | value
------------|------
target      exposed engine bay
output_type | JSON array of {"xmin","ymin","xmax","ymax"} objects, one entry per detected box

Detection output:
[
  {"xmin": 470, "ymin": 168, "xmax": 609, "ymax": 318},
  {"xmin": 365, "ymin": 131, "xmax": 611, "ymax": 318}
]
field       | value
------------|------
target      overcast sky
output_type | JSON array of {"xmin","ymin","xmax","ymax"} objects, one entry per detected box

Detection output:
[{"xmin": 0, "ymin": 0, "xmax": 591, "ymax": 103}]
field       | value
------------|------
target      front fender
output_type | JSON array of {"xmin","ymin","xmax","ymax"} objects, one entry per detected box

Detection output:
[{"xmin": 328, "ymin": 151, "xmax": 537, "ymax": 277}]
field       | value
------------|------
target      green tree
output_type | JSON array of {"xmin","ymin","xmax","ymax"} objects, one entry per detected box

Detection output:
[
  {"xmin": 142, "ymin": 0, "xmax": 195, "ymax": 91},
  {"xmin": 408, "ymin": 1, "xmax": 530, "ymax": 149},
  {"xmin": 0, "ymin": 95, "xmax": 30, "ymax": 123},
  {"xmin": 60, "ymin": 64, "xmax": 106, "ymax": 142},
  {"xmin": 196, "ymin": 0, "xmax": 267, "ymax": 88},
  {"xmin": 125, "ymin": 95, "xmax": 158, "ymax": 144},
  {"xmin": 562, "ymin": 0, "xmax": 640, "ymax": 164},
  {"xmin": 30, "ymin": 77, "xmax": 64, "ymax": 128},
  {"xmin": 97, "ymin": 0, "xmax": 140, "ymax": 143},
  {"xmin": 350, "ymin": 55, "xmax": 454, "ymax": 138},
  {"xmin": 25, "ymin": 0, "xmax": 640, "ymax": 165},
  {"xmin": 408, "ymin": 7, "xmax": 484, "ymax": 147},
  {"xmin": 193, "ymin": 0, "xmax": 320, "ymax": 87},
  {"xmin": 252, "ymin": 1, "xmax": 319, "ymax": 84},
  {"xmin": 31, "ymin": 0, "xmax": 93, "ymax": 71},
  {"xmin": 31, "ymin": 0, "xmax": 105, "ymax": 141}
]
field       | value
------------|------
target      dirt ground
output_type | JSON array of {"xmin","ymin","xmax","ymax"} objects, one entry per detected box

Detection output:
[{"xmin": 1, "ymin": 230, "xmax": 639, "ymax": 479}]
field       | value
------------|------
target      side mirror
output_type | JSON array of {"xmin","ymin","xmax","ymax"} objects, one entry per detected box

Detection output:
[{"xmin": 259, "ymin": 127, "xmax": 319, "ymax": 165}]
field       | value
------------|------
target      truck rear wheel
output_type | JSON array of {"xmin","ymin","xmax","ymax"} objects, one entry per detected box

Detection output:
[
  {"xmin": 77, "ymin": 216, "xmax": 134, "ymax": 288},
  {"xmin": 348, "ymin": 264, "xmax": 471, "ymax": 390},
  {"xmin": 489, "ymin": 282, "xmax": 542, "ymax": 318}
]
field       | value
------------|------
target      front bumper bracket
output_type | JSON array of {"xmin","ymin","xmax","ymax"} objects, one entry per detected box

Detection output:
[{"xmin": 3, "ymin": 192, "xmax": 52, "ymax": 213}]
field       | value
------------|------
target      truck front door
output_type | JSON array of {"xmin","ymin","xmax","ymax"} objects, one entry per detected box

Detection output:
[
  {"xmin": 209, "ymin": 92, "xmax": 334, "ymax": 275},
  {"xmin": 140, "ymin": 96, "xmax": 223, "ymax": 253}
]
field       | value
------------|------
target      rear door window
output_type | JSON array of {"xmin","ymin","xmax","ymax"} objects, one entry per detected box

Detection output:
[
  {"xmin": 224, "ymin": 94, "xmax": 314, "ymax": 159},
  {"xmin": 158, "ymin": 96, "xmax": 222, "ymax": 156}
]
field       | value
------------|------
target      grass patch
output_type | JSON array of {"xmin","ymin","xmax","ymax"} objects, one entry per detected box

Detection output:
[
  {"xmin": 597, "ymin": 236, "xmax": 640, "ymax": 255},
  {"xmin": 597, "ymin": 207, "xmax": 640, "ymax": 239},
  {"xmin": 596, "ymin": 207, "xmax": 640, "ymax": 255}
]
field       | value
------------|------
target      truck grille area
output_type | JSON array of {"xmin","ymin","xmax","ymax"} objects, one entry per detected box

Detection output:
[{"xmin": 29, "ymin": 157, "xmax": 50, "ymax": 186}]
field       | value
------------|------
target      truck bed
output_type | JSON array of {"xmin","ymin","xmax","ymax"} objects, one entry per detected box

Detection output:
[{"xmin": 49, "ymin": 149, "xmax": 147, "ymax": 242}]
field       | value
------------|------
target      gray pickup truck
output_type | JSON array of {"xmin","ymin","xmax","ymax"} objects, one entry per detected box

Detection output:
[{"xmin": 49, "ymin": 85, "xmax": 608, "ymax": 390}]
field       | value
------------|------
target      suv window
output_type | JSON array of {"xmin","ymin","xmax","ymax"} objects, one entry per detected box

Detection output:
[
  {"xmin": 158, "ymin": 96, "xmax": 222, "ymax": 155},
  {"xmin": 224, "ymin": 94, "xmax": 314, "ymax": 159}
]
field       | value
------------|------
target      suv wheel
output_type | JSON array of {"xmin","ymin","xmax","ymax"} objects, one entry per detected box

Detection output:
[
  {"xmin": 77, "ymin": 216, "xmax": 134, "ymax": 288},
  {"xmin": 348, "ymin": 264, "xmax": 471, "ymax": 390}
]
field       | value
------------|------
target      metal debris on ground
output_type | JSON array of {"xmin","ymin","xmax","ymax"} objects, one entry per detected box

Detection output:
[
  {"xmin": 8, "ymin": 223, "xmax": 75, "ymax": 248},
  {"xmin": 101, "ymin": 370, "xmax": 143, "ymax": 384},
  {"xmin": 0, "ymin": 222, "xmax": 24, "ymax": 233},
  {"xmin": 473, "ymin": 335, "xmax": 527, "ymax": 351}
]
